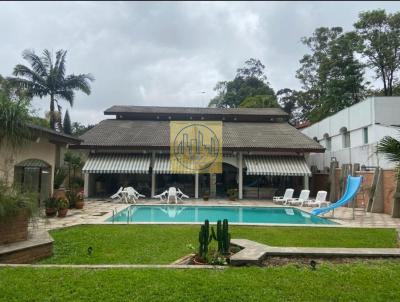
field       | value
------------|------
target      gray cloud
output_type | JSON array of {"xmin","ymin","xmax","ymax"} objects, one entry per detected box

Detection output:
[{"xmin": 0, "ymin": 1, "xmax": 398, "ymax": 124}]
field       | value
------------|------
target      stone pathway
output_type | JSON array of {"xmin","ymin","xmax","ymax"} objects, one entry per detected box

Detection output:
[{"xmin": 230, "ymin": 239, "xmax": 400, "ymax": 266}]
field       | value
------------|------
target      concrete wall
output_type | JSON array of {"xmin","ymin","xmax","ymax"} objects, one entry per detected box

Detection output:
[
  {"xmin": 331, "ymin": 168, "xmax": 396, "ymax": 215},
  {"xmin": 0, "ymin": 137, "xmax": 57, "ymax": 193},
  {"xmin": 302, "ymin": 96, "xmax": 400, "ymax": 170}
]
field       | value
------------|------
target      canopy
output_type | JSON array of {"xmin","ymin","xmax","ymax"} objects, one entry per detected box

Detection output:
[
  {"xmin": 244, "ymin": 155, "xmax": 311, "ymax": 176},
  {"xmin": 82, "ymin": 154, "xmax": 150, "ymax": 174}
]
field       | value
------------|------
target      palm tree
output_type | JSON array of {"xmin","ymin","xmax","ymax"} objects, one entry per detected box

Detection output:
[
  {"xmin": 377, "ymin": 134, "xmax": 400, "ymax": 170},
  {"xmin": 8, "ymin": 49, "xmax": 94, "ymax": 130},
  {"xmin": 0, "ymin": 75, "xmax": 31, "ymax": 149}
]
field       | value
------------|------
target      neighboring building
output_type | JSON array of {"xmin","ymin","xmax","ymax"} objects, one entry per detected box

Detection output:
[
  {"xmin": 301, "ymin": 96, "xmax": 400, "ymax": 170},
  {"xmin": 0, "ymin": 124, "xmax": 81, "ymax": 201},
  {"xmin": 74, "ymin": 106, "xmax": 323, "ymax": 199}
]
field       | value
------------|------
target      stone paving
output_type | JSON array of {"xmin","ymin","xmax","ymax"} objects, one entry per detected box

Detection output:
[
  {"xmin": 230, "ymin": 238, "xmax": 400, "ymax": 266},
  {"xmin": 31, "ymin": 198, "xmax": 400, "ymax": 233}
]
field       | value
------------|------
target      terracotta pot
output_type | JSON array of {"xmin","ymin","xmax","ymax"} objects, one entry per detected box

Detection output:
[
  {"xmin": 192, "ymin": 256, "xmax": 207, "ymax": 265},
  {"xmin": 53, "ymin": 188, "xmax": 66, "ymax": 199},
  {"xmin": 45, "ymin": 208, "xmax": 57, "ymax": 217},
  {"xmin": 75, "ymin": 201, "xmax": 84, "ymax": 209},
  {"xmin": 57, "ymin": 208, "xmax": 68, "ymax": 218},
  {"xmin": 0, "ymin": 210, "xmax": 29, "ymax": 244}
]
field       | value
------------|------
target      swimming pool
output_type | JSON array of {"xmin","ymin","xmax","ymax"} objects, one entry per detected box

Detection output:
[{"xmin": 108, "ymin": 205, "xmax": 336, "ymax": 225}]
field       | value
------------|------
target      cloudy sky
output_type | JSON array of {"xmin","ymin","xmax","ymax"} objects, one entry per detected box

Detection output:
[{"xmin": 0, "ymin": 1, "xmax": 398, "ymax": 125}]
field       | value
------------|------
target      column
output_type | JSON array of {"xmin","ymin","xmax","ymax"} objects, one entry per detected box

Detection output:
[
  {"xmin": 238, "ymin": 152, "xmax": 243, "ymax": 199},
  {"xmin": 195, "ymin": 173, "xmax": 199, "ymax": 199},
  {"xmin": 84, "ymin": 173, "xmax": 89, "ymax": 198},
  {"xmin": 210, "ymin": 174, "xmax": 216, "ymax": 198},
  {"xmin": 151, "ymin": 152, "xmax": 156, "ymax": 197},
  {"xmin": 304, "ymin": 175, "xmax": 309, "ymax": 190}
]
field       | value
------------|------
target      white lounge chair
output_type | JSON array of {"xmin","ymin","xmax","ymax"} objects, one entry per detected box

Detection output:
[
  {"xmin": 167, "ymin": 187, "xmax": 178, "ymax": 204},
  {"xmin": 154, "ymin": 190, "xmax": 168, "ymax": 202},
  {"xmin": 305, "ymin": 191, "xmax": 329, "ymax": 207},
  {"xmin": 177, "ymin": 188, "xmax": 189, "ymax": 201},
  {"xmin": 125, "ymin": 187, "xmax": 146, "ymax": 204},
  {"xmin": 110, "ymin": 187, "xmax": 123, "ymax": 202},
  {"xmin": 273, "ymin": 189, "xmax": 294, "ymax": 205},
  {"xmin": 287, "ymin": 190, "xmax": 310, "ymax": 207}
]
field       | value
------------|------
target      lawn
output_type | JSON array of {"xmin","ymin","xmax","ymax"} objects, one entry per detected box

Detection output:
[
  {"xmin": 39, "ymin": 225, "xmax": 398, "ymax": 264},
  {"xmin": 2, "ymin": 262, "xmax": 400, "ymax": 301}
]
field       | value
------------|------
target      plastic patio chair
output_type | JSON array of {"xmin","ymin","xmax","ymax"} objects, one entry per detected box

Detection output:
[
  {"xmin": 287, "ymin": 190, "xmax": 310, "ymax": 207},
  {"xmin": 304, "ymin": 191, "xmax": 329, "ymax": 207},
  {"xmin": 273, "ymin": 189, "xmax": 294, "ymax": 205},
  {"xmin": 110, "ymin": 187, "xmax": 123, "ymax": 202}
]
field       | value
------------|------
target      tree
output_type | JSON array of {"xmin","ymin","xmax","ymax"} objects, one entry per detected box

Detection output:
[
  {"xmin": 377, "ymin": 133, "xmax": 400, "ymax": 172},
  {"xmin": 208, "ymin": 58, "xmax": 277, "ymax": 108},
  {"xmin": 0, "ymin": 75, "xmax": 31, "ymax": 149},
  {"xmin": 276, "ymin": 88, "xmax": 305, "ymax": 125},
  {"xmin": 296, "ymin": 27, "xmax": 367, "ymax": 122},
  {"xmin": 239, "ymin": 95, "xmax": 278, "ymax": 108},
  {"xmin": 71, "ymin": 122, "xmax": 94, "ymax": 137},
  {"xmin": 354, "ymin": 9, "xmax": 400, "ymax": 96},
  {"xmin": 8, "ymin": 49, "xmax": 94, "ymax": 130},
  {"xmin": 63, "ymin": 110, "xmax": 72, "ymax": 135}
]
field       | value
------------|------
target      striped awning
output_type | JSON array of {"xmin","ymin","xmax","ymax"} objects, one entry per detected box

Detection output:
[
  {"xmin": 244, "ymin": 155, "xmax": 311, "ymax": 176},
  {"xmin": 153, "ymin": 155, "xmax": 191, "ymax": 174},
  {"xmin": 82, "ymin": 154, "xmax": 150, "ymax": 174}
]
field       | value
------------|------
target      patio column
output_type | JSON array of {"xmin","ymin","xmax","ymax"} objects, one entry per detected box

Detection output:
[
  {"xmin": 195, "ymin": 173, "xmax": 199, "ymax": 199},
  {"xmin": 304, "ymin": 175, "xmax": 309, "ymax": 190},
  {"xmin": 83, "ymin": 173, "xmax": 89, "ymax": 198},
  {"xmin": 238, "ymin": 152, "xmax": 243, "ymax": 199},
  {"xmin": 151, "ymin": 152, "xmax": 156, "ymax": 197}
]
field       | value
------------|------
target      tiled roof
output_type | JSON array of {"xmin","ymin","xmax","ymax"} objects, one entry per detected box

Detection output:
[
  {"xmin": 78, "ymin": 119, "xmax": 324, "ymax": 152},
  {"xmin": 105, "ymin": 105, "xmax": 288, "ymax": 117},
  {"xmin": 28, "ymin": 124, "xmax": 81, "ymax": 144}
]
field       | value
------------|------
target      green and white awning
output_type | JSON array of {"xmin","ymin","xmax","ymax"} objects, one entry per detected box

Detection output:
[
  {"xmin": 153, "ymin": 155, "xmax": 190, "ymax": 174},
  {"xmin": 82, "ymin": 154, "xmax": 151, "ymax": 174},
  {"xmin": 244, "ymin": 155, "xmax": 311, "ymax": 176}
]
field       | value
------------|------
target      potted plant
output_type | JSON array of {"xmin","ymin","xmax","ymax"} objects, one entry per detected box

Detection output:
[
  {"xmin": 53, "ymin": 167, "xmax": 67, "ymax": 199},
  {"xmin": 203, "ymin": 190, "xmax": 210, "ymax": 201},
  {"xmin": 75, "ymin": 191, "xmax": 84, "ymax": 209},
  {"xmin": 0, "ymin": 181, "xmax": 37, "ymax": 244},
  {"xmin": 44, "ymin": 197, "xmax": 58, "ymax": 217},
  {"xmin": 227, "ymin": 188, "xmax": 238, "ymax": 201},
  {"xmin": 57, "ymin": 198, "xmax": 69, "ymax": 218}
]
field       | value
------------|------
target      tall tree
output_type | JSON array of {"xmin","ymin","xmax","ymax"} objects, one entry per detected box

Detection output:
[
  {"xmin": 71, "ymin": 122, "xmax": 94, "ymax": 137},
  {"xmin": 63, "ymin": 109, "xmax": 72, "ymax": 135},
  {"xmin": 377, "ymin": 133, "xmax": 400, "ymax": 172},
  {"xmin": 209, "ymin": 59, "xmax": 277, "ymax": 108},
  {"xmin": 0, "ymin": 75, "xmax": 31, "ymax": 149},
  {"xmin": 296, "ymin": 27, "xmax": 367, "ymax": 122},
  {"xmin": 8, "ymin": 49, "xmax": 94, "ymax": 130},
  {"xmin": 354, "ymin": 9, "xmax": 400, "ymax": 96}
]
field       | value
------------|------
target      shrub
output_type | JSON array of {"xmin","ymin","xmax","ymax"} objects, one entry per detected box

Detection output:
[
  {"xmin": 227, "ymin": 188, "xmax": 238, "ymax": 199},
  {"xmin": 44, "ymin": 197, "xmax": 58, "ymax": 209},
  {"xmin": 0, "ymin": 181, "xmax": 37, "ymax": 219},
  {"xmin": 54, "ymin": 167, "xmax": 67, "ymax": 189},
  {"xmin": 57, "ymin": 198, "xmax": 69, "ymax": 210}
]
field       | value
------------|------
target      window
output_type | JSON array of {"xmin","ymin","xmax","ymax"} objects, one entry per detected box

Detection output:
[
  {"xmin": 326, "ymin": 137, "xmax": 332, "ymax": 151},
  {"xmin": 363, "ymin": 127, "xmax": 368, "ymax": 144},
  {"xmin": 340, "ymin": 127, "xmax": 350, "ymax": 148},
  {"xmin": 323, "ymin": 133, "xmax": 331, "ymax": 151}
]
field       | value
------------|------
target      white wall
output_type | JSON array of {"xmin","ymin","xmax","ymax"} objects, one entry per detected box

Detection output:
[
  {"xmin": 302, "ymin": 96, "xmax": 400, "ymax": 170},
  {"xmin": 374, "ymin": 97, "xmax": 400, "ymax": 126}
]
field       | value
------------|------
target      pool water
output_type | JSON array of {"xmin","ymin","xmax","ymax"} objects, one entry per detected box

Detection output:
[{"xmin": 108, "ymin": 205, "xmax": 336, "ymax": 225}]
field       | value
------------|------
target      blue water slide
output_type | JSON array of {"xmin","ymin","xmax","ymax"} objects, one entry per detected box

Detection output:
[{"xmin": 311, "ymin": 175, "xmax": 363, "ymax": 216}]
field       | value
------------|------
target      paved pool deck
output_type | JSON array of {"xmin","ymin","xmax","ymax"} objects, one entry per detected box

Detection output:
[{"xmin": 31, "ymin": 198, "xmax": 400, "ymax": 232}]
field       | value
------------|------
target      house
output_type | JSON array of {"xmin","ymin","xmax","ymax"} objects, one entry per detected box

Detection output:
[
  {"xmin": 301, "ymin": 96, "xmax": 400, "ymax": 171},
  {"xmin": 0, "ymin": 124, "xmax": 81, "ymax": 201},
  {"xmin": 73, "ymin": 106, "xmax": 324, "ymax": 199}
]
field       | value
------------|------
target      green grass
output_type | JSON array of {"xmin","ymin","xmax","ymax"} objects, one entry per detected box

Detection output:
[
  {"xmin": 2, "ymin": 263, "xmax": 400, "ymax": 301},
  {"xmin": 39, "ymin": 225, "xmax": 398, "ymax": 264}
]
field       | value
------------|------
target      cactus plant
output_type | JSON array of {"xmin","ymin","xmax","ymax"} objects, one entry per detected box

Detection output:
[
  {"xmin": 211, "ymin": 219, "xmax": 231, "ymax": 255},
  {"xmin": 198, "ymin": 220, "xmax": 213, "ymax": 260}
]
